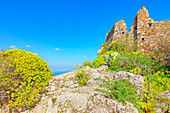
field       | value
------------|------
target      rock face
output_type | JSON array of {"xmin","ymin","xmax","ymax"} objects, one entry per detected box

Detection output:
[
  {"xmin": 99, "ymin": 7, "xmax": 170, "ymax": 54},
  {"xmin": 25, "ymin": 87, "xmax": 138, "ymax": 113},
  {"xmin": 20, "ymin": 66, "xmax": 143, "ymax": 113},
  {"xmin": 47, "ymin": 65, "xmax": 144, "ymax": 95}
]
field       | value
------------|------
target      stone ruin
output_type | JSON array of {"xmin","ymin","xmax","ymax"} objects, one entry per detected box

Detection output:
[{"xmin": 104, "ymin": 7, "xmax": 170, "ymax": 53}]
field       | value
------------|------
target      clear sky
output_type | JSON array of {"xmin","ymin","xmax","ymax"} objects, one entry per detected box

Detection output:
[{"xmin": 0, "ymin": 0, "xmax": 169, "ymax": 71}]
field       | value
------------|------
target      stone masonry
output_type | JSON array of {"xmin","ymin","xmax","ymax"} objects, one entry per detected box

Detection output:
[
  {"xmin": 103, "ymin": 7, "xmax": 170, "ymax": 53},
  {"xmin": 106, "ymin": 20, "xmax": 127, "ymax": 44}
]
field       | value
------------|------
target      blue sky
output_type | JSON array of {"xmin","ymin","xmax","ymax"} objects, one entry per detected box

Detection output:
[{"xmin": 0, "ymin": 0, "xmax": 169, "ymax": 71}]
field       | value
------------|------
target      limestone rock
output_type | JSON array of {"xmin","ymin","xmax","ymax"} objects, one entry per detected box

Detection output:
[
  {"xmin": 1, "ymin": 66, "xmax": 169, "ymax": 113},
  {"xmin": 19, "ymin": 66, "xmax": 142, "ymax": 113},
  {"xmin": 22, "ymin": 87, "xmax": 138, "ymax": 113}
]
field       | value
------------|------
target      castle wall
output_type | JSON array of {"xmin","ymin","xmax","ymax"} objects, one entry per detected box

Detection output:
[
  {"xmin": 105, "ymin": 7, "xmax": 170, "ymax": 53},
  {"xmin": 135, "ymin": 7, "xmax": 170, "ymax": 53},
  {"xmin": 106, "ymin": 20, "xmax": 127, "ymax": 44}
]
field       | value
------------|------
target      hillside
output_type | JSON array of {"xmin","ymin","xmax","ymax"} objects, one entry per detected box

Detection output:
[{"xmin": 0, "ymin": 7, "xmax": 170, "ymax": 113}]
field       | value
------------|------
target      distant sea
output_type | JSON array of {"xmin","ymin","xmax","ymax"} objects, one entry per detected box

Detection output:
[{"xmin": 53, "ymin": 71, "xmax": 67, "ymax": 76}]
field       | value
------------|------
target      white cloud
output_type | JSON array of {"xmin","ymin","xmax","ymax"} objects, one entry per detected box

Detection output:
[
  {"xmin": 26, "ymin": 45, "xmax": 31, "ymax": 47},
  {"xmin": 83, "ymin": 56, "xmax": 87, "ymax": 58},
  {"xmin": 33, "ymin": 53, "xmax": 38, "ymax": 55},
  {"xmin": 9, "ymin": 45, "xmax": 17, "ymax": 49},
  {"xmin": 55, "ymin": 48, "xmax": 62, "ymax": 51}
]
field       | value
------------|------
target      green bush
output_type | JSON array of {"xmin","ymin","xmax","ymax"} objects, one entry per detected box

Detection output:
[
  {"xmin": 108, "ymin": 52, "xmax": 154, "ymax": 76},
  {"xmin": 95, "ymin": 76, "xmax": 142, "ymax": 112},
  {"xmin": 0, "ymin": 49, "xmax": 53, "ymax": 109},
  {"xmin": 104, "ymin": 52, "xmax": 119, "ymax": 67},
  {"xmin": 75, "ymin": 67, "xmax": 91, "ymax": 86},
  {"xmin": 109, "ymin": 39, "xmax": 134, "ymax": 53},
  {"xmin": 109, "ymin": 41, "xmax": 121, "ymax": 52},
  {"xmin": 83, "ymin": 61, "xmax": 93, "ymax": 68},
  {"xmin": 93, "ymin": 51, "xmax": 115, "ymax": 68},
  {"xmin": 93, "ymin": 55, "xmax": 106, "ymax": 68}
]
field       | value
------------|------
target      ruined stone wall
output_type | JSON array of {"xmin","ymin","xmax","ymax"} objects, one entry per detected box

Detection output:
[
  {"xmin": 128, "ymin": 16, "xmax": 137, "ymax": 49},
  {"xmin": 106, "ymin": 20, "xmax": 127, "ymax": 44},
  {"xmin": 105, "ymin": 7, "xmax": 170, "ymax": 53},
  {"xmin": 135, "ymin": 7, "xmax": 170, "ymax": 52}
]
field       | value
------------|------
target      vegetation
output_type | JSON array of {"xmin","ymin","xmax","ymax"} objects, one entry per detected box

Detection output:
[
  {"xmin": 93, "ymin": 51, "xmax": 115, "ymax": 68},
  {"xmin": 107, "ymin": 52, "xmax": 154, "ymax": 76},
  {"xmin": 104, "ymin": 52, "xmax": 119, "ymax": 67},
  {"xmin": 52, "ymin": 98, "xmax": 57, "ymax": 106},
  {"xmin": 0, "ymin": 49, "xmax": 53, "ymax": 109},
  {"xmin": 139, "ymin": 70, "xmax": 170, "ymax": 112},
  {"xmin": 95, "ymin": 76, "xmax": 142, "ymax": 112},
  {"xmin": 93, "ymin": 55, "xmax": 106, "ymax": 68},
  {"xmin": 73, "ymin": 64, "xmax": 91, "ymax": 86},
  {"xmin": 108, "ymin": 39, "xmax": 134, "ymax": 53},
  {"xmin": 83, "ymin": 61, "xmax": 93, "ymax": 68},
  {"xmin": 99, "ymin": 43, "xmax": 107, "ymax": 55},
  {"xmin": 93, "ymin": 37, "xmax": 170, "ymax": 112}
]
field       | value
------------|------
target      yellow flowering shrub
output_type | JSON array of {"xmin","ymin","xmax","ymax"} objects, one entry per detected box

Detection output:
[
  {"xmin": 0, "ymin": 49, "xmax": 53, "ymax": 109},
  {"xmin": 130, "ymin": 68, "xmax": 141, "ymax": 74},
  {"xmin": 75, "ymin": 67, "xmax": 91, "ymax": 86},
  {"xmin": 93, "ymin": 51, "xmax": 115, "ymax": 68},
  {"xmin": 139, "ymin": 71, "xmax": 170, "ymax": 112},
  {"xmin": 83, "ymin": 61, "xmax": 93, "ymax": 68}
]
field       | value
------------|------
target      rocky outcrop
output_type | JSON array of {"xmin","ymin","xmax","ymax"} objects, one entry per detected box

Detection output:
[
  {"xmin": 22, "ymin": 66, "xmax": 143, "ymax": 113},
  {"xmin": 47, "ymin": 65, "xmax": 144, "ymax": 95},
  {"xmin": 0, "ymin": 66, "xmax": 169, "ymax": 113},
  {"xmin": 23, "ymin": 87, "xmax": 138, "ymax": 113}
]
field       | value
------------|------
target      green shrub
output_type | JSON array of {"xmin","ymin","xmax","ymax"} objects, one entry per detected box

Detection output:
[
  {"xmin": 0, "ymin": 49, "xmax": 15, "ymax": 92},
  {"xmin": 83, "ymin": 61, "xmax": 93, "ymax": 68},
  {"xmin": 93, "ymin": 55, "xmax": 106, "ymax": 68},
  {"xmin": 52, "ymin": 98, "xmax": 57, "ymax": 105},
  {"xmin": 75, "ymin": 67, "xmax": 91, "ymax": 86},
  {"xmin": 93, "ymin": 51, "xmax": 115, "ymax": 68},
  {"xmin": 0, "ymin": 49, "xmax": 53, "ymax": 109},
  {"xmin": 108, "ymin": 52, "xmax": 154, "ymax": 76},
  {"xmin": 95, "ymin": 76, "xmax": 142, "ymax": 112},
  {"xmin": 109, "ymin": 39, "xmax": 134, "ymax": 53},
  {"xmin": 104, "ymin": 52, "xmax": 119, "ymax": 67},
  {"xmin": 109, "ymin": 41, "xmax": 121, "ymax": 52}
]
